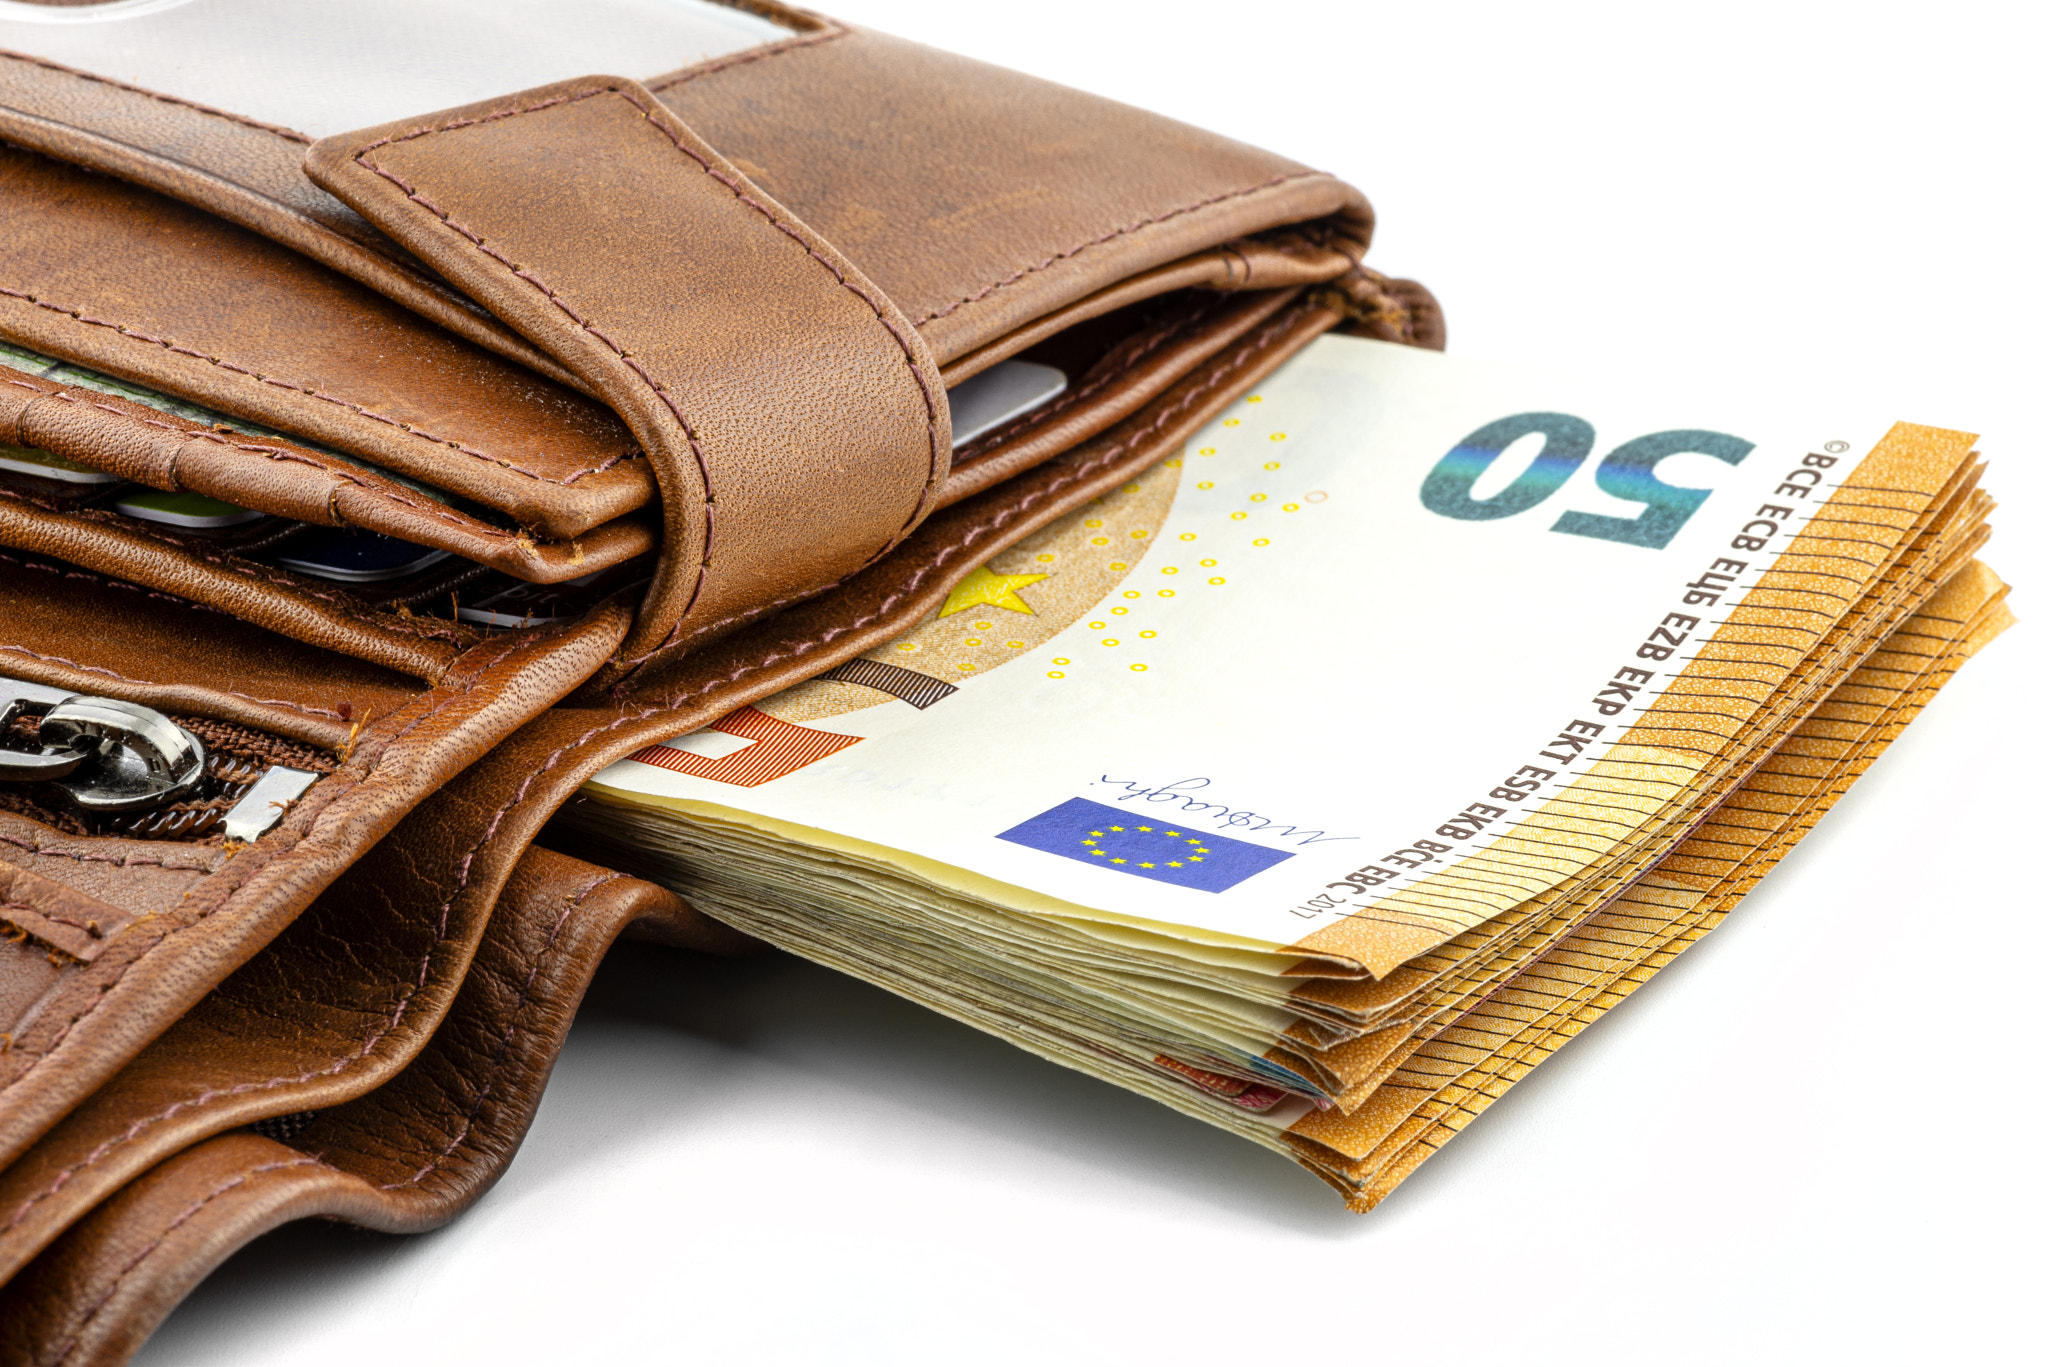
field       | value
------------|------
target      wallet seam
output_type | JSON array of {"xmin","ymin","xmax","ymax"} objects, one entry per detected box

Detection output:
[
  {"xmin": 0, "ymin": 49, "xmax": 313, "ymax": 147},
  {"xmin": 40, "ymin": 1154, "xmax": 326, "ymax": 1367},
  {"xmin": 532, "ymin": 307, "xmax": 1322, "ymax": 812},
  {"xmin": 11, "ymin": 382, "xmax": 529, "ymax": 547},
  {"xmin": 0, "ymin": 302, "xmax": 1312, "ymax": 1096},
  {"xmin": 0, "ymin": 485, "xmax": 480, "ymax": 652},
  {"xmin": 641, "ymin": 13, "xmax": 848, "ymax": 93},
  {"xmin": 0, "ymin": 285, "xmax": 643, "ymax": 489},
  {"xmin": 371, "ymin": 869, "xmax": 625, "ymax": 1191},
  {"xmin": 346, "ymin": 80, "xmax": 947, "ymax": 641},
  {"xmin": 0, "ymin": 641, "xmax": 347, "ymax": 724},
  {"xmin": 0, "ymin": 629, "xmax": 540, "ymax": 1092},
  {"xmin": 608, "ymin": 296, "xmax": 1232, "ymax": 691},
  {"xmin": 602, "ymin": 573, "xmax": 839, "ymax": 694},
  {"xmin": 0, "ymin": 832, "xmax": 217, "ymax": 878},
  {"xmin": 1, "ymin": 905, "xmax": 93, "ymax": 937},
  {"xmin": 0, "ymin": 629, "xmax": 568, "ymax": 1229},
  {"xmin": 909, "ymin": 171, "xmax": 1328, "ymax": 327},
  {"xmin": 653, "ymin": 307, "xmax": 1318, "ymax": 707},
  {"xmin": 0, "ymin": 307, "xmax": 1315, "ymax": 1228},
  {"xmin": 0, "ymin": 547, "xmax": 237, "ymax": 624}
]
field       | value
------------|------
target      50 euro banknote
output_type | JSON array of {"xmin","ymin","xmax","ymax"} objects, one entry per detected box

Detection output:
[{"xmin": 555, "ymin": 333, "xmax": 2012, "ymax": 1208}]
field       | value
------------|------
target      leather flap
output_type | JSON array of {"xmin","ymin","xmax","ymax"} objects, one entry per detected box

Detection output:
[
  {"xmin": 305, "ymin": 76, "xmax": 950, "ymax": 666},
  {"xmin": 0, "ymin": 858, "xmax": 135, "ymax": 964}
]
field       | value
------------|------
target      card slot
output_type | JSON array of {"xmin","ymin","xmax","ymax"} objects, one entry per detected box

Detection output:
[
  {"xmin": 0, "ymin": 352, "xmax": 658, "ymax": 583},
  {"xmin": 0, "ymin": 502, "xmax": 485, "ymax": 687},
  {"xmin": 0, "ymin": 141, "xmax": 652, "ymax": 539},
  {"xmin": 0, "ymin": 549, "xmax": 422, "ymax": 751},
  {"xmin": 940, "ymin": 286, "xmax": 1312, "ymax": 510}
]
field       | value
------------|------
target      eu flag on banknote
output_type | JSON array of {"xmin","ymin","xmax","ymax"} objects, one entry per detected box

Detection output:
[{"xmin": 997, "ymin": 797, "xmax": 1293, "ymax": 893}]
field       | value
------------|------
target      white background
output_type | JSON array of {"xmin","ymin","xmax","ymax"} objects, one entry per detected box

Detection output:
[{"xmin": 139, "ymin": 2, "xmax": 2046, "ymax": 1362}]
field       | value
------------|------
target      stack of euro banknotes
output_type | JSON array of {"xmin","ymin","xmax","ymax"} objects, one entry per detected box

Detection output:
[{"xmin": 550, "ymin": 335, "xmax": 2013, "ymax": 1210}]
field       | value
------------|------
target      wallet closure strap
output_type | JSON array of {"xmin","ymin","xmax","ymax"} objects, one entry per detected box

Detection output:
[{"xmin": 304, "ymin": 76, "xmax": 951, "ymax": 666}]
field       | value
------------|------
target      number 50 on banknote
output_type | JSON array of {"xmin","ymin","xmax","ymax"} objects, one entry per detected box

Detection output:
[{"xmin": 568, "ymin": 334, "xmax": 2010, "ymax": 1210}]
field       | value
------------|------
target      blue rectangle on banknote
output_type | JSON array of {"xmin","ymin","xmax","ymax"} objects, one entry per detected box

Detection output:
[{"xmin": 997, "ymin": 797, "xmax": 1293, "ymax": 893}]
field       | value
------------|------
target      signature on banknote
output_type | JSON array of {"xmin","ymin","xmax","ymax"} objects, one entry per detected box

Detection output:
[{"xmin": 1088, "ymin": 776, "xmax": 1359, "ymax": 846}]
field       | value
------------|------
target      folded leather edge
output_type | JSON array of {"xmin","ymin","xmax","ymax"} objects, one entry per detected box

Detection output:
[
  {"xmin": 0, "ymin": 1, "xmax": 842, "ymax": 405},
  {"xmin": 0, "ymin": 47, "xmax": 592, "ymax": 395},
  {"xmin": 0, "ymin": 842, "xmax": 748, "ymax": 1292},
  {"xmin": 0, "ymin": 366, "xmax": 655, "ymax": 584},
  {"xmin": 304, "ymin": 75, "xmax": 950, "ymax": 666},
  {"xmin": 0, "ymin": 605, "xmax": 631, "ymax": 1174},
  {"xmin": 0, "ymin": 285, "xmax": 1445, "ymax": 1359},
  {"xmin": 0, "ymin": 847, "xmax": 741, "ymax": 1367},
  {"xmin": 0, "ymin": 291, "xmax": 1348, "ymax": 1290}
]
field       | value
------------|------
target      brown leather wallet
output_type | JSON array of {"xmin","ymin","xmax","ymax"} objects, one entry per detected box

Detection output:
[{"xmin": 0, "ymin": 2, "xmax": 1440, "ymax": 1356}]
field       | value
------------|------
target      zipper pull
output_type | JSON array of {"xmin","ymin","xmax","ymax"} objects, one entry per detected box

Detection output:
[{"xmin": 0, "ymin": 683, "xmax": 206, "ymax": 813}]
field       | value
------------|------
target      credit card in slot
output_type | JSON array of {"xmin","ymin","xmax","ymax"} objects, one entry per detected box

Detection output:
[
  {"xmin": 453, "ymin": 569, "xmax": 607, "ymax": 626},
  {"xmin": 0, "ymin": 442, "xmax": 122, "ymax": 485},
  {"xmin": 112, "ymin": 488, "xmax": 269, "ymax": 529},
  {"xmin": 269, "ymin": 528, "xmax": 451, "ymax": 584},
  {"xmin": 947, "ymin": 359, "xmax": 1068, "ymax": 446}
]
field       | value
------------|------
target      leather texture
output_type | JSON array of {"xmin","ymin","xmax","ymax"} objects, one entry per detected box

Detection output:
[
  {"xmin": 0, "ymin": 366, "xmax": 655, "ymax": 583},
  {"xmin": 305, "ymin": 74, "xmax": 953, "ymax": 666},
  {"xmin": 0, "ymin": 1, "xmax": 828, "ymax": 386},
  {"xmin": 0, "ymin": 288, "xmax": 1411, "ymax": 1354},
  {"xmin": 649, "ymin": 26, "xmax": 1373, "ymax": 373},
  {"xmin": 0, "ymin": 15, "xmax": 1382, "ymax": 669},
  {"xmin": 0, "ymin": 282, "xmax": 1427, "ymax": 1297},
  {"xmin": 0, "ymin": 606, "xmax": 632, "ymax": 1172},
  {"xmin": 0, "ymin": 48, "xmax": 586, "ymax": 388},
  {"xmin": 0, "ymin": 142, "xmax": 653, "ymax": 541},
  {"xmin": 0, "ymin": 16, "xmax": 1366, "ymax": 380},
  {"xmin": 0, "ymin": 6, "xmax": 1445, "ymax": 1357},
  {"xmin": 0, "ymin": 844, "xmax": 758, "ymax": 1367}
]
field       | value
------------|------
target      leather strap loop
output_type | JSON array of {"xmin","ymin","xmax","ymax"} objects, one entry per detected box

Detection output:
[{"xmin": 305, "ymin": 75, "xmax": 951, "ymax": 664}]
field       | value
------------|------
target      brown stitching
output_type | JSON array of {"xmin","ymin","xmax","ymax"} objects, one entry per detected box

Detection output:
[
  {"xmin": 501, "ymin": 307, "xmax": 1322, "ymax": 873},
  {"xmin": 0, "ymin": 632, "xmax": 563, "ymax": 1226},
  {"xmin": 0, "ymin": 48, "xmax": 312, "ymax": 145},
  {"xmin": 665, "ymin": 312, "xmax": 1308, "ymax": 700},
  {"xmin": 0, "ymin": 832, "xmax": 216, "ymax": 875},
  {"xmin": 37, "ymin": 388, "xmax": 513, "ymax": 544},
  {"xmin": 0, "ymin": 904, "xmax": 100, "ymax": 936},
  {"xmin": 606, "ymin": 574, "xmax": 839, "ymax": 691},
  {"xmin": 613, "ymin": 304, "xmax": 1308, "ymax": 687},
  {"xmin": 0, "ymin": 549, "xmax": 237, "ymax": 621},
  {"xmin": 911, "ymin": 172, "xmax": 1326, "ymax": 326},
  {"xmin": 6, "ymin": 818, "xmax": 316, "ymax": 1078},
  {"xmin": 642, "ymin": 17, "xmax": 848, "ymax": 92},
  {"xmin": 42, "ymin": 1155, "xmax": 325, "ymax": 1367},
  {"xmin": 0, "ymin": 480, "xmax": 477, "ymax": 651},
  {"xmin": 378, "ymin": 872, "xmax": 625, "ymax": 1190},
  {"xmin": 353, "ymin": 89, "xmax": 716, "ymax": 618},
  {"xmin": 0, "ymin": 286, "xmax": 641, "ymax": 487},
  {"xmin": 54, "ymin": 395, "xmax": 516, "ymax": 542},
  {"xmin": 348, "ymin": 81, "xmax": 946, "ymax": 628},
  {"xmin": 0, "ymin": 626, "xmax": 537, "ymax": 1098},
  {"xmin": 0, "ymin": 308, "xmax": 1264, "ymax": 1177},
  {"xmin": 0, "ymin": 644, "xmax": 345, "ymax": 721},
  {"xmin": 0, "ymin": 311, "xmax": 1291, "ymax": 1184},
  {"xmin": 3, "ymin": 959, "xmax": 409, "ymax": 1230},
  {"xmin": 35, "ymin": 337, "xmax": 1288, "ymax": 1136}
]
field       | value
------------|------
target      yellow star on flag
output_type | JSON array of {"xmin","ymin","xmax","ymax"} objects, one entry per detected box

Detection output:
[{"xmin": 939, "ymin": 564, "xmax": 1049, "ymax": 618}]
